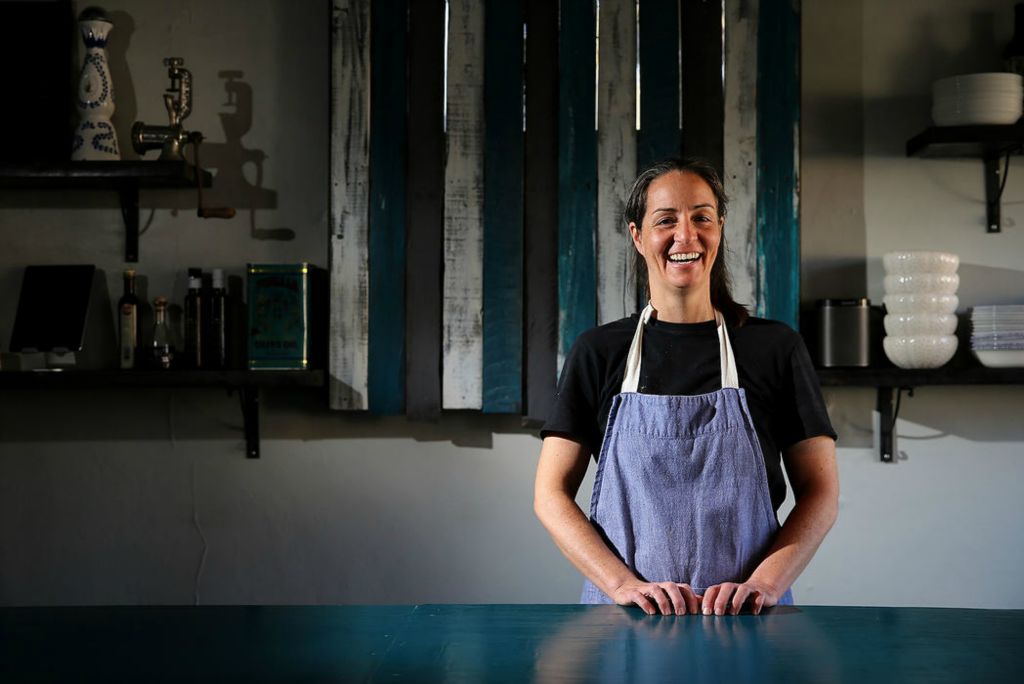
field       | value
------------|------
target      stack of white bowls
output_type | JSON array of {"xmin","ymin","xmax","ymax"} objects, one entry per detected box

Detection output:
[
  {"xmin": 882, "ymin": 252, "xmax": 960, "ymax": 369},
  {"xmin": 932, "ymin": 73, "xmax": 1023, "ymax": 126}
]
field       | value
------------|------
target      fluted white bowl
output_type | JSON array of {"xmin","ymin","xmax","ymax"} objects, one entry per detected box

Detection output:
[
  {"xmin": 882, "ymin": 251, "xmax": 959, "ymax": 275},
  {"xmin": 883, "ymin": 293, "xmax": 959, "ymax": 314},
  {"xmin": 884, "ymin": 313, "xmax": 958, "ymax": 336},
  {"xmin": 883, "ymin": 335, "xmax": 958, "ymax": 369},
  {"xmin": 883, "ymin": 273, "xmax": 960, "ymax": 295}
]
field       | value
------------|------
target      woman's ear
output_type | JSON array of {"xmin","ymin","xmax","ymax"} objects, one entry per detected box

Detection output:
[{"xmin": 629, "ymin": 222, "xmax": 642, "ymax": 253}]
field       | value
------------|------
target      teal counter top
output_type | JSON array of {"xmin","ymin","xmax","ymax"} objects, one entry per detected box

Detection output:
[{"xmin": 2, "ymin": 604, "xmax": 1021, "ymax": 681}]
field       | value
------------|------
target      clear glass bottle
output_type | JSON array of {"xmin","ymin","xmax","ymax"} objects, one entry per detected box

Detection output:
[
  {"xmin": 151, "ymin": 297, "xmax": 174, "ymax": 369},
  {"xmin": 118, "ymin": 269, "xmax": 140, "ymax": 369},
  {"xmin": 184, "ymin": 268, "xmax": 203, "ymax": 369}
]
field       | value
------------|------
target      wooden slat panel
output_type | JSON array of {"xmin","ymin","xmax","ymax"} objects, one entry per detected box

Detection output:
[
  {"xmin": 596, "ymin": 0, "xmax": 637, "ymax": 324},
  {"xmin": 524, "ymin": 0, "xmax": 559, "ymax": 423},
  {"xmin": 329, "ymin": 0, "xmax": 370, "ymax": 410},
  {"xmin": 482, "ymin": 0, "xmax": 525, "ymax": 414},
  {"xmin": 558, "ymin": 0, "xmax": 597, "ymax": 372},
  {"xmin": 368, "ymin": 0, "xmax": 408, "ymax": 415},
  {"xmin": 723, "ymin": 0, "xmax": 759, "ymax": 311},
  {"xmin": 637, "ymin": 0, "xmax": 681, "ymax": 171},
  {"xmin": 680, "ymin": 0, "xmax": 725, "ymax": 173},
  {"xmin": 756, "ymin": 0, "xmax": 800, "ymax": 327},
  {"xmin": 443, "ymin": 0, "xmax": 485, "ymax": 409},
  {"xmin": 406, "ymin": 0, "xmax": 446, "ymax": 420}
]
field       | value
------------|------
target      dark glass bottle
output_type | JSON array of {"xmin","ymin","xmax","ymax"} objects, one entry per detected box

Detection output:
[
  {"xmin": 184, "ymin": 268, "xmax": 203, "ymax": 369},
  {"xmin": 118, "ymin": 269, "xmax": 141, "ymax": 369},
  {"xmin": 207, "ymin": 268, "xmax": 227, "ymax": 369},
  {"xmin": 151, "ymin": 297, "xmax": 174, "ymax": 369},
  {"xmin": 1004, "ymin": 4, "xmax": 1024, "ymax": 76}
]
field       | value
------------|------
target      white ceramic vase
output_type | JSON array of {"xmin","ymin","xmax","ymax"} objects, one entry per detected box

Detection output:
[{"xmin": 71, "ymin": 9, "xmax": 120, "ymax": 160}]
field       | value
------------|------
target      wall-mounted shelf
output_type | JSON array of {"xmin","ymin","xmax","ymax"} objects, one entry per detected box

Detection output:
[
  {"xmin": 0, "ymin": 369, "xmax": 324, "ymax": 458},
  {"xmin": 816, "ymin": 363, "xmax": 1024, "ymax": 462},
  {"xmin": 906, "ymin": 122, "xmax": 1024, "ymax": 233},
  {"xmin": 0, "ymin": 160, "xmax": 212, "ymax": 262}
]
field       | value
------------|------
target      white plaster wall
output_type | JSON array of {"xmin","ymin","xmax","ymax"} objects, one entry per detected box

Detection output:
[{"xmin": 1, "ymin": 0, "xmax": 1022, "ymax": 609}]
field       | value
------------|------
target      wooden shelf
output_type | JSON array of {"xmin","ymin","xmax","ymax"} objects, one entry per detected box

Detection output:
[
  {"xmin": 906, "ymin": 122, "xmax": 1024, "ymax": 233},
  {"xmin": 0, "ymin": 369, "xmax": 325, "ymax": 458},
  {"xmin": 0, "ymin": 160, "xmax": 213, "ymax": 262}
]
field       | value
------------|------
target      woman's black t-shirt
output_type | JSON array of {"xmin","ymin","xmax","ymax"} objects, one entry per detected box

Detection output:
[{"xmin": 541, "ymin": 314, "xmax": 837, "ymax": 512}]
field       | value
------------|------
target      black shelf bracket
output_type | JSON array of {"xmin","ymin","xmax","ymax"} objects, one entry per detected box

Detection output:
[
  {"xmin": 984, "ymin": 152, "xmax": 1002, "ymax": 233},
  {"xmin": 877, "ymin": 386, "xmax": 895, "ymax": 463},
  {"xmin": 240, "ymin": 387, "xmax": 260, "ymax": 459},
  {"xmin": 118, "ymin": 186, "xmax": 140, "ymax": 262}
]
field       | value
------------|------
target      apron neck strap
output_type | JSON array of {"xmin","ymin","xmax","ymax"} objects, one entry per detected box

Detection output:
[{"xmin": 620, "ymin": 303, "xmax": 739, "ymax": 393}]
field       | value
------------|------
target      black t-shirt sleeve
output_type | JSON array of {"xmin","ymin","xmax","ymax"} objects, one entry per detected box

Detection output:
[
  {"xmin": 774, "ymin": 332, "xmax": 838, "ymax": 450},
  {"xmin": 541, "ymin": 333, "xmax": 604, "ymax": 454}
]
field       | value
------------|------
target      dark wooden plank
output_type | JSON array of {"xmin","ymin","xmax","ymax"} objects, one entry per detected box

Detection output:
[
  {"xmin": 405, "ymin": 0, "xmax": 446, "ymax": 420},
  {"xmin": 368, "ymin": 0, "xmax": 408, "ymax": 415},
  {"xmin": 680, "ymin": 0, "xmax": 724, "ymax": 174},
  {"xmin": 558, "ymin": 0, "xmax": 597, "ymax": 372},
  {"xmin": 0, "ymin": 160, "xmax": 209, "ymax": 188},
  {"xmin": 638, "ymin": 0, "xmax": 681, "ymax": 170},
  {"xmin": 524, "ymin": 0, "xmax": 559, "ymax": 424},
  {"xmin": 816, "ymin": 365, "xmax": 1024, "ymax": 387},
  {"xmin": 482, "ymin": 0, "xmax": 525, "ymax": 414},
  {"xmin": 756, "ymin": 0, "xmax": 800, "ymax": 328}
]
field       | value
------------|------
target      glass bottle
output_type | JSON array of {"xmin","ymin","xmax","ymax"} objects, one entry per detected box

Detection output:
[
  {"xmin": 151, "ymin": 297, "xmax": 174, "ymax": 369},
  {"xmin": 184, "ymin": 268, "xmax": 203, "ymax": 369},
  {"xmin": 208, "ymin": 268, "xmax": 227, "ymax": 369},
  {"xmin": 1004, "ymin": 4, "xmax": 1024, "ymax": 76},
  {"xmin": 118, "ymin": 269, "xmax": 140, "ymax": 369}
]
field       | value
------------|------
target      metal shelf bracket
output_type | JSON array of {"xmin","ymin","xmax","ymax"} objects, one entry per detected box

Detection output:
[
  {"xmin": 240, "ymin": 387, "xmax": 260, "ymax": 459},
  {"xmin": 984, "ymin": 152, "xmax": 1002, "ymax": 233}
]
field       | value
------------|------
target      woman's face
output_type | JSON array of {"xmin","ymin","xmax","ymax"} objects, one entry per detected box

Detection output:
[{"xmin": 629, "ymin": 170, "xmax": 723, "ymax": 299}]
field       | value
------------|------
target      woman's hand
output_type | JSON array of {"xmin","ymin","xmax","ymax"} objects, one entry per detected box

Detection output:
[
  {"xmin": 611, "ymin": 579, "xmax": 703, "ymax": 616},
  {"xmin": 701, "ymin": 580, "xmax": 780, "ymax": 616}
]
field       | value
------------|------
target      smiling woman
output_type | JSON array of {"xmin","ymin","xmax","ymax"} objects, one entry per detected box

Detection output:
[{"xmin": 534, "ymin": 157, "xmax": 839, "ymax": 617}]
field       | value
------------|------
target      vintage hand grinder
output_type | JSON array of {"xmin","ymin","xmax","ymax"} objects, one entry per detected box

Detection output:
[
  {"xmin": 132, "ymin": 58, "xmax": 234, "ymax": 219},
  {"xmin": 132, "ymin": 57, "xmax": 193, "ymax": 161}
]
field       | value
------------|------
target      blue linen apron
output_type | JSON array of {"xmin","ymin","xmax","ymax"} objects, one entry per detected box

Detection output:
[{"xmin": 581, "ymin": 304, "xmax": 794, "ymax": 605}]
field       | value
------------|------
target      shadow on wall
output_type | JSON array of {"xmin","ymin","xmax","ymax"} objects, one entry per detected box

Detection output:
[
  {"xmin": 863, "ymin": 8, "xmax": 1005, "ymax": 157},
  {"xmin": 0, "ymin": 387, "xmax": 540, "ymax": 450}
]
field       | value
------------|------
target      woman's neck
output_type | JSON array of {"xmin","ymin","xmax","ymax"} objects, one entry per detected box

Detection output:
[{"xmin": 649, "ymin": 289, "xmax": 715, "ymax": 323}]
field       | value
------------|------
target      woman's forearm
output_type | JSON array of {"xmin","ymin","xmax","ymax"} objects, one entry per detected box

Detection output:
[
  {"xmin": 534, "ymin": 491, "xmax": 639, "ymax": 597},
  {"xmin": 747, "ymin": 488, "xmax": 838, "ymax": 595}
]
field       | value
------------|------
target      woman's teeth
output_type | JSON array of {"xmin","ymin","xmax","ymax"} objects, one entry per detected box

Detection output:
[{"xmin": 668, "ymin": 252, "xmax": 700, "ymax": 263}]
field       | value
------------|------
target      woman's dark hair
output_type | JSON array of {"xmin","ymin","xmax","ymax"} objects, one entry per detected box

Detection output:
[{"xmin": 624, "ymin": 157, "xmax": 749, "ymax": 326}]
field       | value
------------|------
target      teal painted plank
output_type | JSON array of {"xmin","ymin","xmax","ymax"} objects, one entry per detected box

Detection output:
[
  {"xmin": 368, "ymin": 0, "xmax": 408, "ymax": 414},
  {"xmin": 638, "ymin": 0, "xmax": 681, "ymax": 171},
  {"xmin": 756, "ymin": 0, "xmax": 800, "ymax": 329},
  {"xmin": 482, "ymin": 0, "xmax": 525, "ymax": 413},
  {"xmin": 558, "ymin": 0, "xmax": 597, "ymax": 372}
]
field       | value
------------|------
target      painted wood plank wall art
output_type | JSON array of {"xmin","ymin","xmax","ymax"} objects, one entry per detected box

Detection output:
[{"xmin": 328, "ymin": 0, "xmax": 801, "ymax": 416}]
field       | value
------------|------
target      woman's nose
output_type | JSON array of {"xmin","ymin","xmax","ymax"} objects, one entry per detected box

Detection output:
[{"xmin": 673, "ymin": 220, "xmax": 697, "ymax": 242}]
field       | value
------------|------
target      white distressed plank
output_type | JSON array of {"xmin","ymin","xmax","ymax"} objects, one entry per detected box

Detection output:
[
  {"xmin": 723, "ymin": 0, "xmax": 759, "ymax": 314},
  {"xmin": 442, "ymin": 0, "xmax": 485, "ymax": 409},
  {"xmin": 329, "ymin": 0, "xmax": 370, "ymax": 410},
  {"xmin": 597, "ymin": 0, "xmax": 637, "ymax": 324}
]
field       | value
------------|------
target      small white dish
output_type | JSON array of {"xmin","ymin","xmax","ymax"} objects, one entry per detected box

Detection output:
[
  {"xmin": 883, "ymin": 251, "xmax": 959, "ymax": 275},
  {"xmin": 974, "ymin": 349, "xmax": 1024, "ymax": 368},
  {"xmin": 883, "ymin": 273, "xmax": 959, "ymax": 295},
  {"xmin": 885, "ymin": 313, "xmax": 958, "ymax": 336},
  {"xmin": 884, "ymin": 335, "xmax": 958, "ymax": 369},
  {"xmin": 884, "ymin": 293, "xmax": 959, "ymax": 315}
]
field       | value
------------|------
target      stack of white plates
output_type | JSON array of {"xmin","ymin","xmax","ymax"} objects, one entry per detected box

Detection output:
[
  {"xmin": 972, "ymin": 305, "xmax": 1024, "ymax": 368},
  {"xmin": 932, "ymin": 73, "xmax": 1023, "ymax": 126},
  {"xmin": 882, "ymin": 252, "xmax": 960, "ymax": 369}
]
